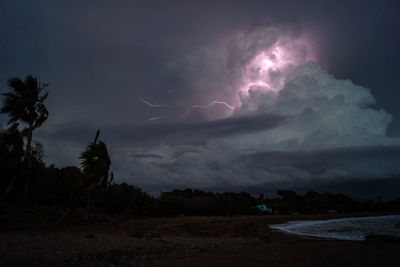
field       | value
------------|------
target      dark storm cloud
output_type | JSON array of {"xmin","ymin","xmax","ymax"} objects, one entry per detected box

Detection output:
[
  {"xmin": 246, "ymin": 146, "xmax": 400, "ymax": 179},
  {"xmin": 110, "ymin": 144, "xmax": 400, "ymax": 200},
  {"xmin": 37, "ymin": 113, "xmax": 286, "ymax": 146},
  {"xmin": 235, "ymin": 146, "xmax": 400, "ymax": 199},
  {"xmin": 1, "ymin": 0, "xmax": 399, "ymax": 127}
]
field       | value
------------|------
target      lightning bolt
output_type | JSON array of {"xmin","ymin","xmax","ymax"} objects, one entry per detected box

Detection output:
[
  {"xmin": 140, "ymin": 98, "xmax": 235, "ymax": 121},
  {"xmin": 147, "ymin": 116, "xmax": 165, "ymax": 121},
  {"xmin": 139, "ymin": 98, "xmax": 169, "ymax": 121},
  {"xmin": 183, "ymin": 101, "xmax": 235, "ymax": 117},
  {"xmin": 139, "ymin": 98, "xmax": 169, "ymax": 108}
]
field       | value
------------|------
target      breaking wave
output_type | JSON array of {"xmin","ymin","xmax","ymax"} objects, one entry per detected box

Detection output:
[{"xmin": 270, "ymin": 215, "xmax": 400, "ymax": 241}]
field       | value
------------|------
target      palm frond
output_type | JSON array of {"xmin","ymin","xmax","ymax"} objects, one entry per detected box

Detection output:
[
  {"xmin": 7, "ymin": 77, "xmax": 25, "ymax": 94},
  {"xmin": 80, "ymin": 138, "xmax": 111, "ymax": 177},
  {"xmin": 1, "ymin": 75, "xmax": 49, "ymax": 128}
]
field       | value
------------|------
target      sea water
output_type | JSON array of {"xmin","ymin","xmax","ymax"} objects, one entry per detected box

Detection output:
[{"xmin": 270, "ymin": 215, "xmax": 400, "ymax": 241}]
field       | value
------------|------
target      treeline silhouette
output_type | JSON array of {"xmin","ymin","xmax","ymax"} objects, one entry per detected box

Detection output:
[
  {"xmin": 1, "ymin": 147, "xmax": 400, "ymax": 218},
  {"xmin": 1, "ymin": 75, "xmax": 400, "ymax": 221}
]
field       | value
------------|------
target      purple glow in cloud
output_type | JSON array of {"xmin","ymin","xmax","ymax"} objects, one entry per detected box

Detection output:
[{"xmin": 237, "ymin": 35, "xmax": 316, "ymax": 99}]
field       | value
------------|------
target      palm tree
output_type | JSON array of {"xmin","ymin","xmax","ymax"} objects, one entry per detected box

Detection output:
[
  {"xmin": 80, "ymin": 129, "xmax": 111, "ymax": 186},
  {"xmin": 79, "ymin": 130, "xmax": 113, "ymax": 220},
  {"xmin": 1, "ymin": 75, "xmax": 49, "ymax": 198},
  {"xmin": 57, "ymin": 130, "xmax": 113, "ymax": 223}
]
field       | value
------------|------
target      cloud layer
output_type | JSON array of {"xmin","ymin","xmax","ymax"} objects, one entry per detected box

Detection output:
[{"xmin": 29, "ymin": 23, "xmax": 400, "ymax": 198}]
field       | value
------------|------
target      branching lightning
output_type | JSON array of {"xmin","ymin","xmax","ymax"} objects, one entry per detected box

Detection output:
[
  {"xmin": 140, "ymin": 98, "xmax": 169, "ymax": 121},
  {"xmin": 183, "ymin": 101, "xmax": 235, "ymax": 117},
  {"xmin": 139, "ymin": 98, "xmax": 169, "ymax": 108},
  {"xmin": 140, "ymin": 97, "xmax": 235, "ymax": 121},
  {"xmin": 147, "ymin": 116, "xmax": 166, "ymax": 121}
]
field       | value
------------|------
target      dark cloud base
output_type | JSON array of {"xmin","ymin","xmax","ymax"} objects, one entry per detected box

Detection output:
[
  {"xmin": 38, "ymin": 113, "xmax": 286, "ymax": 146},
  {"xmin": 115, "ymin": 145, "xmax": 400, "ymax": 200}
]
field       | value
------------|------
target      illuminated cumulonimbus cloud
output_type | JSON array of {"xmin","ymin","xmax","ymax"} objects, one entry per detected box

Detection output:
[
  {"xmin": 220, "ymin": 24, "xmax": 397, "ymax": 150},
  {"xmin": 226, "ymin": 24, "xmax": 316, "ymax": 105},
  {"xmin": 152, "ymin": 24, "xmax": 396, "ymax": 150},
  {"xmin": 178, "ymin": 25, "xmax": 316, "ymax": 121},
  {"xmin": 113, "ymin": 24, "xmax": 400, "ymax": 191}
]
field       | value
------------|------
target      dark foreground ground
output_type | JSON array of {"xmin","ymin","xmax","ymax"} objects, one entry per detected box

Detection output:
[{"xmin": 1, "ymin": 211, "xmax": 400, "ymax": 267}]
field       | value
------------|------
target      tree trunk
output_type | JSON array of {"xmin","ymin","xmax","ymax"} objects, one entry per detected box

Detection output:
[
  {"xmin": 1, "ymin": 175, "xmax": 17, "ymax": 201},
  {"xmin": 84, "ymin": 193, "xmax": 91, "ymax": 221},
  {"xmin": 23, "ymin": 124, "xmax": 33, "ymax": 200},
  {"xmin": 24, "ymin": 124, "xmax": 33, "ymax": 161}
]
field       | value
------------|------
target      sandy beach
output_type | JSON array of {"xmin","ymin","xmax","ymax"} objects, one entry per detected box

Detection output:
[{"xmin": 1, "ymin": 214, "xmax": 400, "ymax": 266}]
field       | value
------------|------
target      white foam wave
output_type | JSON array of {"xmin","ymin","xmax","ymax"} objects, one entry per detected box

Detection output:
[{"xmin": 270, "ymin": 215, "xmax": 400, "ymax": 241}]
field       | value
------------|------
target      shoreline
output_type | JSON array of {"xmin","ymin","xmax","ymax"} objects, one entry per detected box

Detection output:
[
  {"xmin": 269, "ymin": 214, "xmax": 400, "ymax": 241},
  {"xmin": 1, "ymin": 214, "xmax": 400, "ymax": 266}
]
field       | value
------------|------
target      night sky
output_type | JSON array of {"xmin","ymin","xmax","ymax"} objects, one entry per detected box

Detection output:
[{"xmin": 1, "ymin": 0, "xmax": 400, "ymax": 198}]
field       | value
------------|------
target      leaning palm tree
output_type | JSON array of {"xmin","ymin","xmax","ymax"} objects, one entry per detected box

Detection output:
[
  {"xmin": 1, "ymin": 75, "xmax": 49, "ymax": 198},
  {"xmin": 57, "ymin": 130, "xmax": 113, "ymax": 223},
  {"xmin": 79, "ymin": 129, "xmax": 113, "ymax": 220},
  {"xmin": 80, "ymin": 129, "xmax": 112, "ymax": 188}
]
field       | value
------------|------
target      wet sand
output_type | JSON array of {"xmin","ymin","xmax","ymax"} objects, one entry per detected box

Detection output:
[{"xmin": 1, "ymin": 214, "xmax": 400, "ymax": 266}]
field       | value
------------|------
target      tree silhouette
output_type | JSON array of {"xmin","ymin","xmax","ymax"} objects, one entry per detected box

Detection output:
[
  {"xmin": 79, "ymin": 129, "xmax": 114, "ymax": 220},
  {"xmin": 58, "ymin": 130, "xmax": 113, "ymax": 222},
  {"xmin": 1, "ymin": 75, "xmax": 49, "ymax": 198},
  {"xmin": 80, "ymin": 129, "xmax": 111, "ymax": 187}
]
